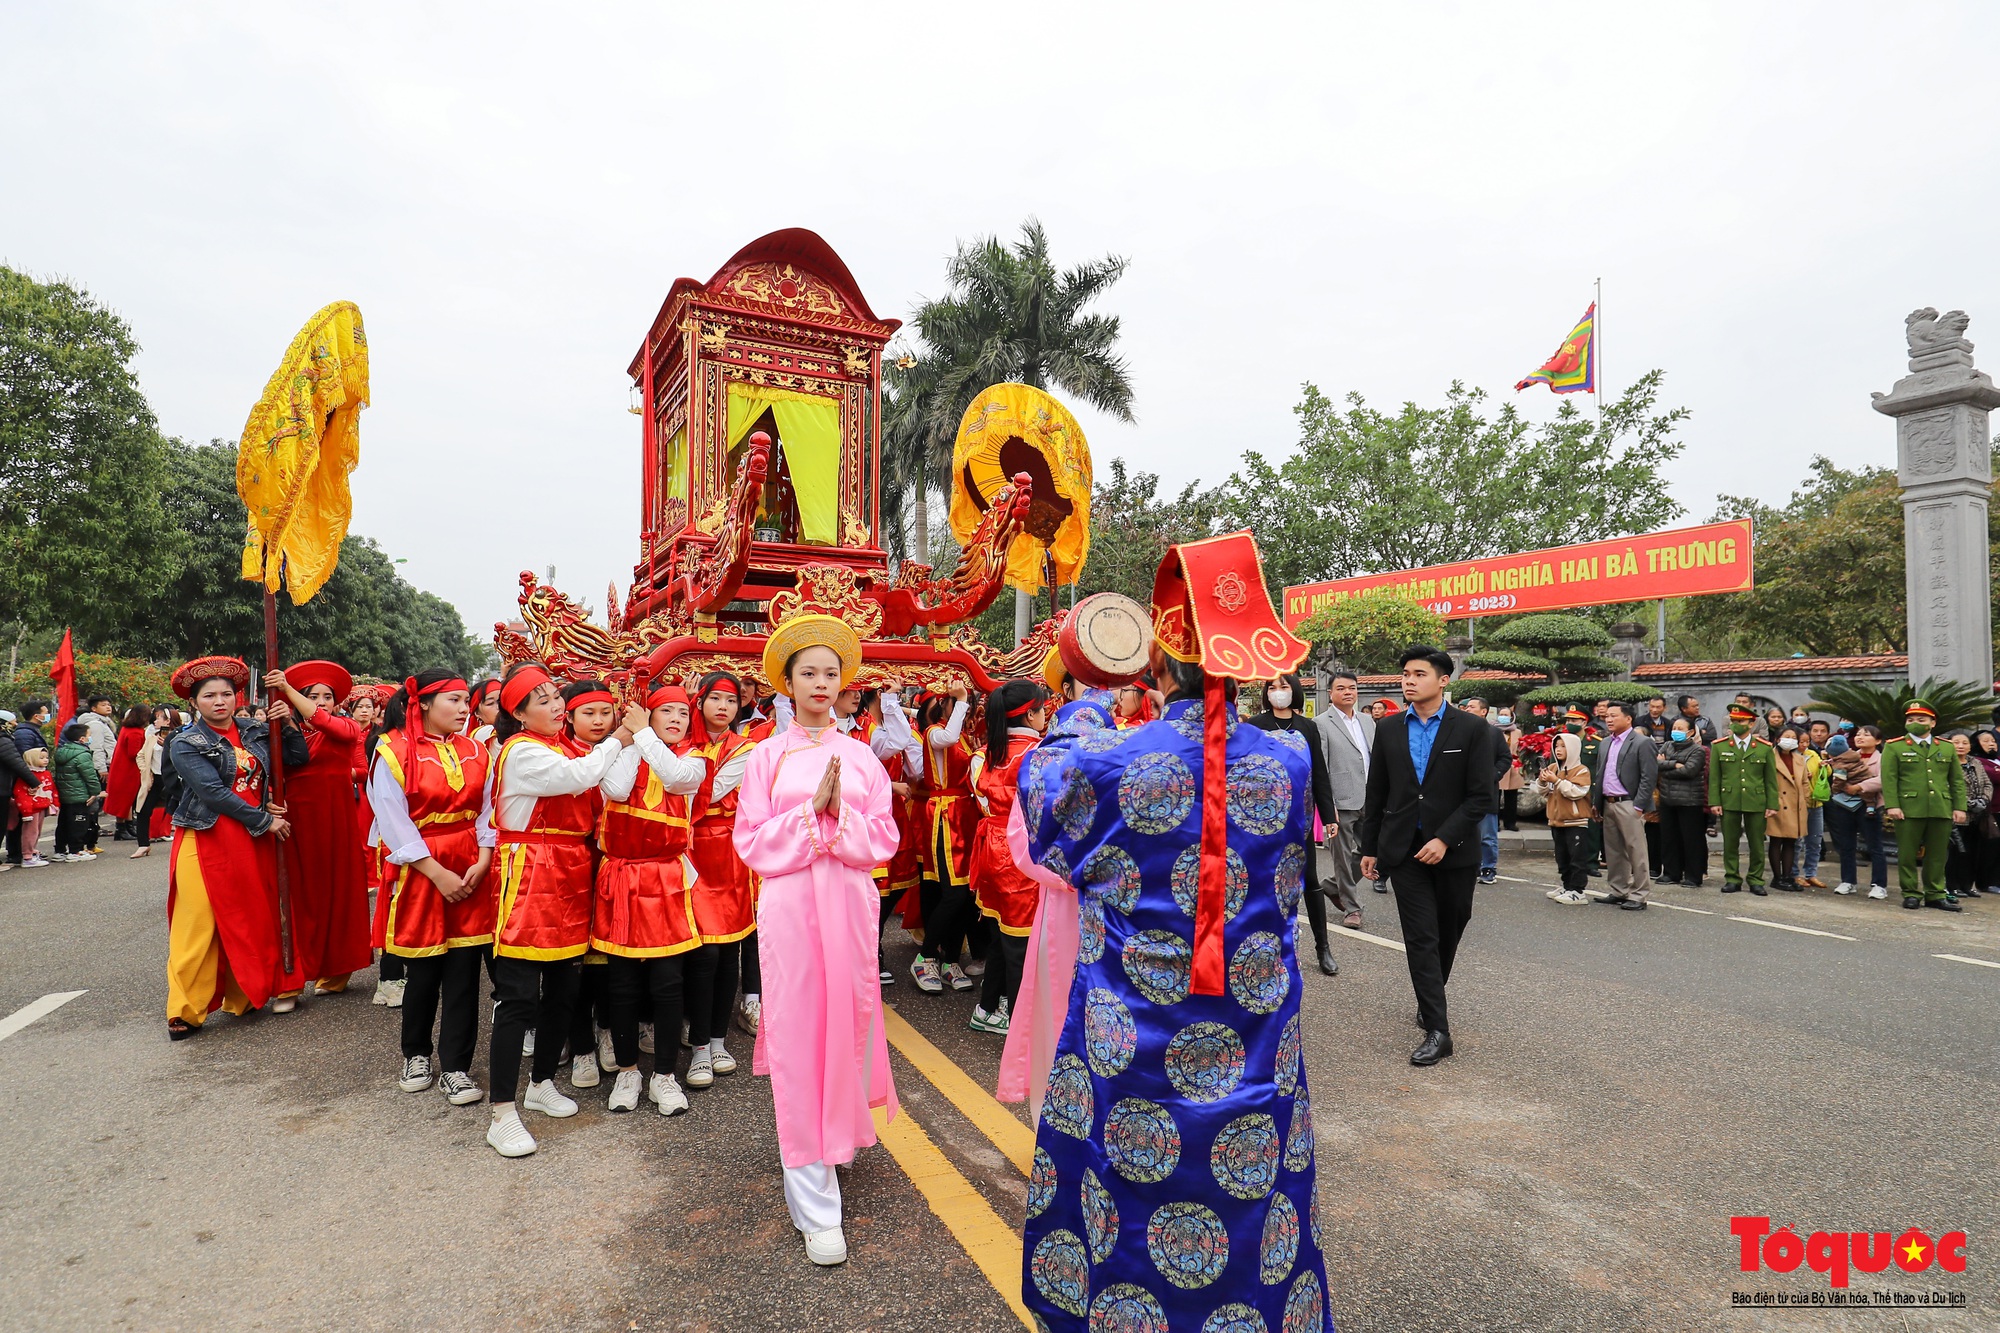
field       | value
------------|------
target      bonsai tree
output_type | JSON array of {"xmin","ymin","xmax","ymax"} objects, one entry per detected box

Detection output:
[
  {"xmin": 1296, "ymin": 591, "xmax": 1446, "ymax": 676},
  {"xmin": 1484, "ymin": 613, "xmax": 1624, "ymax": 683}
]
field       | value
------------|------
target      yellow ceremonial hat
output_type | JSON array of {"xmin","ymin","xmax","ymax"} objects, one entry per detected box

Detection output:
[{"xmin": 762, "ymin": 614, "xmax": 862, "ymax": 696}]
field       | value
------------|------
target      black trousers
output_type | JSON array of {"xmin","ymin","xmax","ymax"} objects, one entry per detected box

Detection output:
[
  {"xmin": 488, "ymin": 956, "xmax": 580, "ymax": 1104},
  {"xmin": 742, "ymin": 931, "xmax": 761, "ymax": 992},
  {"xmin": 134, "ymin": 779, "xmax": 176, "ymax": 849},
  {"xmin": 568, "ymin": 962, "xmax": 610, "ymax": 1058},
  {"xmin": 1549, "ymin": 825, "xmax": 1590, "ymax": 893},
  {"xmin": 1299, "ymin": 838, "xmax": 1329, "ymax": 954},
  {"xmin": 400, "ymin": 945, "xmax": 484, "ymax": 1073},
  {"xmin": 607, "ymin": 954, "xmax": 685, "ymax": 1073},
  {"xmin": 1388, "ymin": 855, "xmax": 1477, "ymax": 1035},
  {"xmin": 978, "ymin": 925, "xmax": 1031, "ymax": 1012},
  {"xmin": 54, "ymin": 802, "xmax": 92, "ymax": 855},
  {"xmin": 4, "ymin": 815, "xmax": 21, "ymax": 865},
  {"xmin": 921, "ymin": 880, "xmax": 980, "ymax": 964},
  {"xmin": 379, "ymin": 949, "xmax": 406, "ymax": 983},
  {"xmin": 1499, "ymin": 789, "xmax": 1520, "ymax": 832},
  {"xmin": 1658, "ymin": 805, "xmax": 1709, "ymax": 883},
  {"xmin": 684, "ymin": 939, "xmax": 740, "ymax": 1047},
  {"xmin": 1644, "ymin": 819, "xmax": 1662, "ymax": 877}
]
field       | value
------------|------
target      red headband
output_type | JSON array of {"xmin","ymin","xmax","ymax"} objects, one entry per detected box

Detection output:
[
  {"xmin": 703, "ymin": 679, "xmax": 739, "ymax": 697},
  {"xmin": 404, "ymin": 676, "xmax": 469, "ymax": 745},
  {"xmin": 500, "ymin": 668, "xmax": 552, "ymax": 715},
  {"xmin": 564, "ymin": 689, "xmax": 615, "ymax": 712},
  {"xmin": 1006, "ymin": 696, "xmax": 1041, "ymax": 718},
  {"xmin": 646, "ymin": 684, "xmax": 691, "ymax": 711}
]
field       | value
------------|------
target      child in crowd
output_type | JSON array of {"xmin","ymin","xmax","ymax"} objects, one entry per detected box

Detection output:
[
  {"xmin": 52, "ymin": 724, "xmax": 104, "ymax": 862},
  {"xmin": 13, "ymin": 748, "xmax": 56, "ymax": 868}
]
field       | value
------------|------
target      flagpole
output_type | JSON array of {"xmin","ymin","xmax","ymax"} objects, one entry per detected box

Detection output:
[{"xmin": 263, "ymin": 575, "xmax": 296, "ymax": 977}]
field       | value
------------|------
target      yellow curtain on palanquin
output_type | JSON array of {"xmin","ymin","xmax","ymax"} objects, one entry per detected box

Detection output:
[
  {"xmin": 949, "ymin": 383, "xmax": 1091, "ymax": 594},
  {"xmin": 237, "ymin": 301, "xmax": 368, "ymax": 604},
  {"xmin": 725, "ymin": 382, "xmax": 840, "ymax": 544},
  {"xmin": 664, "ymin": 425, "xmax": 688, "ymax": 501}
]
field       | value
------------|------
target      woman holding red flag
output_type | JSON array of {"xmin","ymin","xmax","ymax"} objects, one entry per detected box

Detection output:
[
  {"xmin": 485, "ymin": 662, "xmax": 645, "ymax": 1158},
  {"xmin": 368, "ymin": 669, "xmax": 492, "ymax": 1103},
  {"xmin": 163, "ymin": 657, "xmax": 309, "ymax": 1040},
  {"xmin": 593, "ymin": 683, "xmax": 709, "ymax": 1115},
  {"xmin": 263, "ymin": 662, "xmax": 375, "ymax": 997}
]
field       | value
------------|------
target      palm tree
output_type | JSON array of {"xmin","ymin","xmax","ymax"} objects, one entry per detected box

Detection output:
[{"xmin": 883, "ymin": 219, "xmax": 1137, "ymax": 638}]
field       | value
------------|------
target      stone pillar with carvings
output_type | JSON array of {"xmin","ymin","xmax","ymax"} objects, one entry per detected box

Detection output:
[{"xmin": 1871, "ymin": 308, "xmax": 2000, "ymax": 690}]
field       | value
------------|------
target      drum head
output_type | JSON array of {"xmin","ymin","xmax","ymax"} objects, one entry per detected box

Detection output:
[{"xmin": 1059, "ymin": 593, "xmax": 1151, "ymax": 688}]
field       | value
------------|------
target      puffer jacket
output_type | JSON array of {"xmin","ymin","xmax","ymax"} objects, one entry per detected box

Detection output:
[
  {"xmin": 1655, "ymin": 737, "xmax": 1710, "ymax": 807},
  {"xmin": 1537, "ymin": 732, "xmax": 1595, "ymax": 827},
  {"xmin": 52, "ymin": 740, "xmax": 103, "ymax": 805}
]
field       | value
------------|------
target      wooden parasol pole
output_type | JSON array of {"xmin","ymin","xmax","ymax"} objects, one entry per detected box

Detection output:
[{"xmin": 264, "ymin": 583, "xmax": 296, "ymax": 976}]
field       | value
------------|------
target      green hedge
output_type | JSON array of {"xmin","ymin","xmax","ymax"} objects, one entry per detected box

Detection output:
[
  {"xmin": 1489, "ymin": 613, "xmax": 1614, "ymax": 650},
  {"xmin": 1518, "ymin": 681, "xmax": 1662, "ymax": 709},
  {"xmin": 1462, "ymin": 649, "xmax": 1556, "ymax": 678},
  {"xmin": 4, "ymin": 652, "xmax": 181, "ymax": 714}
]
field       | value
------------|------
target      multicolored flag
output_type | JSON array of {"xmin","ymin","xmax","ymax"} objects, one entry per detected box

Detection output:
[{"xmin": 1515, "ymin": 302, "xmax": 1595, "ymax": 394}]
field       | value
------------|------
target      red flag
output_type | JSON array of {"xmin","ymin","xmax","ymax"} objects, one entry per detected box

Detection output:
[{"xmin": 48, "ymin": 628, "xmax": 78, "ymax": 737}]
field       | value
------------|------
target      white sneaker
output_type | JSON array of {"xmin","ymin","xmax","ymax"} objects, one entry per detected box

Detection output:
[
  {"xmin": 638, "ymin": 1022, "xmax": 656, "ymax": 1054},
  {"xmin": 608, "ymin": 1068, "xmax": 643, "ymax": 1112},
  {"xmin": 1545, "ymin": 888, "xmax": 1564, "ymax": 900},
  {"xmin": 1866, "ymin": 885, "xmax": 1889, "ymax": 900},
  {"xmin": 269, "ymin": 996, "xmax": 298, "ymax": 1014},
  {"xmin": 1834, "ymin": 882, "xmax": 1857, "ymax": 895},
  {"xmin": 910, "ymin": 957, "xmax": 944, "ymax": 993},
  {"xmin": 48, "ymin": 853, "xmax": 70, "ymax": 863},
  {"xmin": 21, "ymin": 856, "xmax": 49, "ymax": 868},
  {"xmin": 943, "ymin": 964, "xmax": 974, "ymax": 992},
  {"xmin": 522, "ymin": 1028, "xmax": 535, "ymax": 1057},
  {"xmin": 1554, "ymin": 890, "xmax": 1589, "ymax": 905},
  {"xmin": 440, "ymin": 1070, "xmax": 484, "ymax": 1105},
  {"xmin": 681, "ymin": 1020, "xmax": 692, "ymax": 1049},
  {"xmin": 649, "ymin": 1073, "xmax": 689, "ymax": 1116},
  {"xmin": 596, "ymin": 1027, "xmax": 618, "ymax": 1072},
  {"xmin": 523, "ymin": 1078, "xmax": 578, "ymax": 1119},
  {"xmin": 70, "ymin": 850, "xmax": 97, "ymax": 862},
  {"xmin": 686, "ymin": 1048, "xmax": 714, "ymax": 1089},
  {"xmin": 803, "ymin": 1225, "xmax": 848, "ymax": 1266},
  {"xmin": 398, "ymin": 1054, "xmax": 435, "ymax": 1092},
  {"xmin": 709, "ymin": 1041, "xmax": 737, "ymax": 1075},
  {"xmin": 382, "ymin": 979, "xmax": 406, "ymax": 1008},
  {"xmin": 962, "ymin": 958, "xmax": 987, "ymax": 978},
  {"xmin": 571, "ymin": 1053, "xmax": 601, "ymax": 1089},
  {"xmin": 487, "ymin": 1106, "xmax": 537, "ymax": 1157},
  {"xmin": 736, "ymin": 995, "xmax": 761, "ymax": 1035}
]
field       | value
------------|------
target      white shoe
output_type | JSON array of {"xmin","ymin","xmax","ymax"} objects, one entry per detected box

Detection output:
[
  {"xmin": 608, "ymin": 1068, "xmax": 643, "ymax": 1112},
  {"xmin": 70, "ymin": 850, "xmax": 97, "ymax": 862},
  {"xmin": 1554, "ymin": 890, "xmax": 1589, "ymax": 905},
  {"xmin": 910, "ymin": 957, "xmax": 944, "ymax": 993},
  {"xmin": 638, "ymin": 1022, "xmax": 656, "ymax": 1054},
  {"xmin": 1834, "ymin": 882, "xmax": 1857, "ymax": 895},
  {"xmin": 383, "ymin": 979, "xmax": 406, "ymax": 1008},
  {"xmin": 943, "ymin": 964, "xmax": 974, "ymax": 992},
  {"xmin": 269, "ymin": 996, "xmax": 298, "ymax": 1014},
  {"xmin": 523, "ymin": 1078, "xmax": 578, "ymax": 1119},
  {"xmin": 398, "ymin": 1054, "xmax": 435, "ymax": 1092},
  {"xmin": 371, "ymin": 981, "xmax": 392, "ymax": 1006},
  {"xmin": 802, "ymin": 1225, "xmax": 848, "ymax": 1266},
  {"xmin": 570, "ymin": 1053, "xmax": 601, "ymax": 1089},
  {"xmin": 440, "ymin": 1070, "xmax": 484, "ymax": 1105},
  {"xmin": 1866, "ymin": 885, "xmax": 1889, "ymax": 900},
  {"xmin": 20, "ymin": 856, "xmax": 49, "ymax": 868},
  {"xmin": 48, "ymin": 853, "xmax": 69, "ymax": 863},
  {"xmin": 962, "ymin": 958, "xmax": 987, "ymax": 978},
  {"xmin": 522, "ymin": 1028, "xmax": 536, "ymax": 1057},
  {"xmin": 685, "ymin": 1048, "xmax": 714, "ymax": 1089},
  {"xmin": 648, "ymin": 1073, "xmax": 689, "ymax": 1116},
  {"xmin": 709, "ymin": 1041, "xmax": 737, "ymax": 1075},
  {"xmin": 596, "ymin": 1027, "xmax": 618, "ymax": 1072},
  {"xmin": 487, "ymin": 1106, "xmax": 537, "ymax": 1157},
  {"xmin": 681, "ymin": 1020, "xmax": 693, "ymax": 1049},
  {"xmin": 736, "ymin": 995, "xmax": 761, "ymax": 1035}
]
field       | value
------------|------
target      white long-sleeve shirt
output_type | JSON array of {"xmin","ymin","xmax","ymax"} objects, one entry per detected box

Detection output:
[
  {"xmin": 494, "ymin": 734, "xmax": 626, "ymax": 831},
  {"xmin": 927, "ymin": 700, "xmax": 969, "ymax": 752},
  {"xmin": 600, "ymin": 728, "xmax": 708, "ymax": 802},
  {"xmin": 368, "ymin": 748, "xmax": 497, "ymax": 866}
]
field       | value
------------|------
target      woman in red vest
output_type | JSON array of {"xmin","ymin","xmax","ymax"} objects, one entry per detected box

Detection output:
[
  {"xmin": 367, "ymin": 668, "xmax": 491, "ymax": 1104},
  {"xmin": 485, "ymin": 662, "xmax": 645, "ymax": 1158},
  {"xmin": 594, "ymin": 683, "xmax": 708, "ymax": 1115},
  {"xmin": 910, "ymin": 685, "xmax": 977, "ymax": 994},
  {"xmin": 560, "ymin": 678, "xmax": 621, "ymax": 1090},
  {"xmin": 965, "ymin": 679, "xmax": 1049, "ymax": 1035},
  {"xmin": 682, "ymin": 671, "xmax": 760, "ymax": 1089},
  {"xmin": 263, "ymin": 662, "xmax": 375, "ymax": 998}
]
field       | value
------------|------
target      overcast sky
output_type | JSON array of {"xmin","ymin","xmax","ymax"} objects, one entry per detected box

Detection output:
[{"xmin": 6, "ymin": 3, "xmax": 1996, "ymax": 636}]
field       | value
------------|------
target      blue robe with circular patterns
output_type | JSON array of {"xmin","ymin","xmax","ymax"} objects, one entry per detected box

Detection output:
[{"xmin": 1017, "ymin": 696, "xmax": 1334, "ymax": 1333}]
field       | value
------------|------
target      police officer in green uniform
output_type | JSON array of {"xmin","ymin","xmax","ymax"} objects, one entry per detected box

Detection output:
[
  {"xmin": 1878, "ymin": 699, "xmax": 1967, "ymax": 911},
  {"xmin": 1707, "ymin": 702, "xmax": 1779, "ymax": 894}
]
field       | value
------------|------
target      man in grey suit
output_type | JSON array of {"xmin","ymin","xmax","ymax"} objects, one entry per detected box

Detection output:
[
  {"xmin": 1315, "ymin": 667, "xmax": 1377, "ymax": 929},
  {"xmin": 1590, "ymin": 699, "xmax": 1659, "ymax": 909}
]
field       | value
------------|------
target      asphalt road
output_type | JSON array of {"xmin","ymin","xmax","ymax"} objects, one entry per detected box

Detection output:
[{"xmin": 1, "ymin": 828, "xmax": 1995, "ymax": 1333}]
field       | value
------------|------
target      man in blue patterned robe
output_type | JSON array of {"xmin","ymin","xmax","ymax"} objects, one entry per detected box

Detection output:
[{"xmin": 1017, "ymin": 534, "xmax": 1334, "ymax": 1333}]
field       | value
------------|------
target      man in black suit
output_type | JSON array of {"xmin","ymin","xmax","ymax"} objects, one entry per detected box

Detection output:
[{"xmin": 1360, "ymin": 645, "xmax": 1497, "ymax": 1066}]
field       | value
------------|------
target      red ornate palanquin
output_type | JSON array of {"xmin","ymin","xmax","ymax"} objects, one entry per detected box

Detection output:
[{"xmin": 493, "ymin": 229, "xmax": 1030, "ymax": 695}]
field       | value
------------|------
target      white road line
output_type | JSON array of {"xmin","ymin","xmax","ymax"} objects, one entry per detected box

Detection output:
[
  {"xmin": 1328, "ymin": 923, "xmax": 1406, "ymax": 954},
  {"xmin": 1934, "ymin": 953, "xmax": 2000, "ymax": 971},
  {"xmin": 1727, "ymin": 916, "xmax": 1855, "ymax": 942},
  {"xmin": 0, "ymin": 990, "xmax": 86, "ymax": 1043}
]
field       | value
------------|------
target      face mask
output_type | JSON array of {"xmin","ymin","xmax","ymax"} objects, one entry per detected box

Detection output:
[
  {"xmin": 1670, "ymin": 729, "xmax": 1688, "ymax": 742},
  {"xmin": 1791, "ymin": 714, "xmax": 1808, "ymax": 724},
  {"xmin": 1566, "ymin": 722, "xmax": 1584, "ymax": 735},
  {"xmin": 1267, "ymin": 689, "xmax": 1292, "ymax": 710},
  {"xmin": 1778, "ymin": 737, "xmax": 1798, "ymax": 751},
  {"xmin": 1731, "ymin": 721, "xmax": 1752, "ymax": 736},
  {"xmin": 1494, "ymin": 714, "xmax": 1512, "ymax": 727},
  {"xmin": 1906, "ymin": 721, "xmax": 1932, "ymax": 737}
]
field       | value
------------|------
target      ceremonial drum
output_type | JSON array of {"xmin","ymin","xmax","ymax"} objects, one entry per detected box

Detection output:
[{"xmin": 1057, "ymin": 592, "xmax": 1151, "ymax": 688}]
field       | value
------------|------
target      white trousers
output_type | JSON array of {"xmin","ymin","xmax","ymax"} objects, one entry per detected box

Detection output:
[{"xmin": 783, "ymin": 1161, "xmax": 842, "ymax": 1233}]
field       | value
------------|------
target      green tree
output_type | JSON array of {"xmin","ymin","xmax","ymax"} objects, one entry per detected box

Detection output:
[
  {"xmin": 0, "ymin": 267, "xmax": 183, "ymax": 647},
  {"xmin": 1485, "ymin": 613, "xmax": 1622, "ymax": 681},
  {"xmin": 1218, "ymin": 373, "xmax": 1689, "ymax": 598},
  {"xmin": 134, "ymin": 440, "xmax": 486, "ymax": 678},
  {"xmin": 883, "ymin": 220, "xmax": 1137, "ymax": 636},
  {"xmin": 1296, "ymin": 592, "xmax": 1447, "ymax": 676}
]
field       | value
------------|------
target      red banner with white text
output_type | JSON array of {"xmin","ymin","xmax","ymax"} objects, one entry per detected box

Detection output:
[{"xmin": 1282, "ymin": 520, "xmax": 1755, "ymax": 628}]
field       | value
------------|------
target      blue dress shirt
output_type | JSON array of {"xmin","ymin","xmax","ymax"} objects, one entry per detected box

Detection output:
[{"xmin": 1407, "ymin": 702, "xmax": 1447, "ymax": 782}]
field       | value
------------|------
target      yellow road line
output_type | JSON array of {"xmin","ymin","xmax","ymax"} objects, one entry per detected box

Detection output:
[
  {"xmin": 882, "ymin": 1004, "xmax": 1035, "ymax": 1175},
  {"xmin": 873, "ymin": 1105, "xmax": 1033, "ymax": 1330}
]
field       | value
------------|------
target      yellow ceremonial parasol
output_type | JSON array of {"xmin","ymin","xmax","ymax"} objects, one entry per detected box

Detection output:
[
  {"xmin": 948, "ymin": 383, "xmax": 1091, "ymax": 595},
  {"xmin": 238, "ymin": 300, "xmax": 369, "ymax": 604}
]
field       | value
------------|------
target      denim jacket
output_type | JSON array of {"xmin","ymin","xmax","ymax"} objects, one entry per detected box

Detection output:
[{"xmin": 169, "ymin": 718, "xmax": 310, "ymax": 834}]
